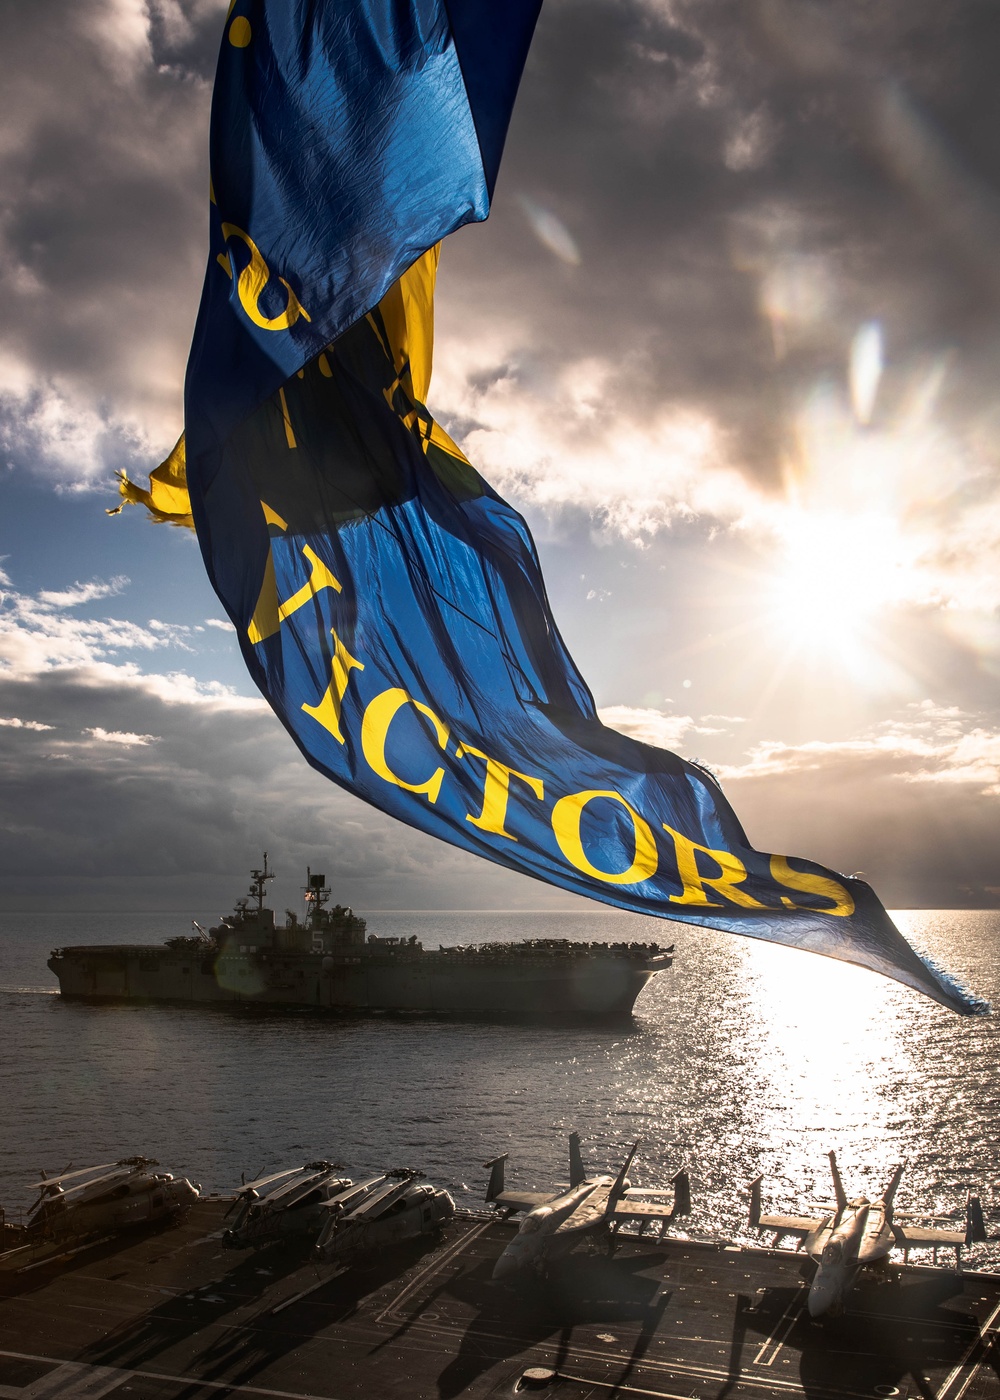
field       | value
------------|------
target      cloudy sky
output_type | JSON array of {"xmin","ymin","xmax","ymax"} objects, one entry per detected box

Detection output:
[{"xmin": 2, "ymin": 0, "xmax": 999, "ymax": 915}]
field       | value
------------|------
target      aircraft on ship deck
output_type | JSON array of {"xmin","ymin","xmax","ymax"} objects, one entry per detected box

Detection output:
[
  {"xmin": 313, "ymin": 1169, "xmax": 455, "ymax": 1260},
  {"xmin": 485, "ymin": 1133, "xmax": 691, "ymax": 1280},
  {"xmin": 24, "ymin": 1158, "xmax": 198, "ymax": 1245},
  {"xmin": 223, "ymin": 1162, "xmax": 353, "ymax": 1248},
  {"xmin": 749, "ymin": 1150, "xmax": 987, "ymax": 1318}
]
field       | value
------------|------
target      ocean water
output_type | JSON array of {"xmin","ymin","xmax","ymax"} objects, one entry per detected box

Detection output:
[{"xmin": 1, "ymin": 906, "xmax": 997, "ymax": 1267}]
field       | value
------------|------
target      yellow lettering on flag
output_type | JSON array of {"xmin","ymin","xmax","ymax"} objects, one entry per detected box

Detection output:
[
  {"xmin": 552, "ymin": 789, "xmax": 658, "ymax": 885},
  {"xmin": 770, "ymin": 855, "xmax": 855, "ymax": 916},
  {"xmin": 301, "ymin": 629, "xmax": 365, "ymax": 744},
  {"xmin": 220, "ymin": 223, "xmax": 311, "ymax": 332},
  {"xmin": 456, "ymin": 744, "xmax": 544, "ymax": 840},
  {"xmin": 247, "ymin": 503, "xmax": 343, "ymax": 646},
  {"xmin": 662, "ymin": 824, "xmax": 767, "ymax": 908},
  {"xmin": 361, "ymin": 688, "xmax": 449, "ymax": 803}
]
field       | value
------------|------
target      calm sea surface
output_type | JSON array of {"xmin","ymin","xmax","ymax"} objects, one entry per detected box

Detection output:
[{"xmin": 1, "ymin": 907, "xmax": 997, "ymax": 1264}]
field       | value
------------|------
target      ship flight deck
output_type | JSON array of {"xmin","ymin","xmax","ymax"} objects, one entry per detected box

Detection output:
[{"xmin": 1, "ymin": 1201, "xmax": 997, "ymax": 1400}]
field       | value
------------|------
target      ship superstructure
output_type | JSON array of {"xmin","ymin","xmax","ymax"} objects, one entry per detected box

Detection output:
[{"xmin": 48, "ymin": 859, "xmax": 672, "ymax": 1019}]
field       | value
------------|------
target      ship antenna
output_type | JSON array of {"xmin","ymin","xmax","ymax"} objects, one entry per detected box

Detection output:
[
  {"xmin": 304, "ymin": 866, "xmax": 331, "ymax": 926},
  {"xmin": 248, "ymin": 852, "xmax": 275, "ymax": 913}
]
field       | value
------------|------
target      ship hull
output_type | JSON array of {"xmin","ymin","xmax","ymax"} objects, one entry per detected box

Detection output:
[{"xmin": 47, "ymin": 946, "xmax": 667, "ymax": 1020}]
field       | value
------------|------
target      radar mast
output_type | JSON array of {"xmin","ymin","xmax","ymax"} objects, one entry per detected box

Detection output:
[
  {"xmin": 248, "ymin": 853, "xmax": 275, "ymax": 913},
  {"xmin": 304, "ymin": 867, "xmax": 330, "ymax": 926}
]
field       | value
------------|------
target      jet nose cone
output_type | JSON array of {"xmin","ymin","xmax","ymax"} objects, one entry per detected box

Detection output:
[
  {"xmin": 492, "ymin": 1250, "xmax": 519, "ymax": 1282},
  {"xmin": 808, "ymin": 1284, "xmax": 835, "ymax": 1318}
]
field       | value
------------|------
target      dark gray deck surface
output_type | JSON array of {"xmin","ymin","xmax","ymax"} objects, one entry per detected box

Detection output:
[{"xmin": 1, "ymin": 1202, "xmax": 998, "ymax": 1399}]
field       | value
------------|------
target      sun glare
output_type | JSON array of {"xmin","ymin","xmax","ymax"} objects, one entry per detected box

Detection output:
[
  {"xmin": 765, "ymin": 509, "xmax": 914, "ymax": 648},
  {"xmin": 748, "ymin": 353, "xmax": 966, "ymax": 682},
  {"xmin": 740, "ymin": 939, "xmax": 914, "ymax": 1138}
]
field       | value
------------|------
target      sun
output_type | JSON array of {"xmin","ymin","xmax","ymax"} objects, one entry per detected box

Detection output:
[{"xmin": 764, "ymin": 509, "xmax": 915, "ymax": 653}]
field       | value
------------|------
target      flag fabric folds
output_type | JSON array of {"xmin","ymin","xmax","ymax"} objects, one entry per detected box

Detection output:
[{"xmin": 168, "ymin": 0, "xmax": 984, "ymax": 1014}]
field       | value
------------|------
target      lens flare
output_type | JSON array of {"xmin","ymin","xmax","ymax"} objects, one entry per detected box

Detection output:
[{"xmin": 849, "ymin": 321, "xmax": 883, "ymax": 425}]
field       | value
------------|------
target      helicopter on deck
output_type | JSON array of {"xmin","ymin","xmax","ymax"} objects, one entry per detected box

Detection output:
[
  {"xmin": 22, "ymin": 1158, "xmax": 198, "ymax": 1246},
  {"xmin": 223, "ymin": 1161, "xmax": 353, "ymax": 1248},
  {"xmin": 314, "ymin": 1169, "xmax": 455, "ymax": 1260}
]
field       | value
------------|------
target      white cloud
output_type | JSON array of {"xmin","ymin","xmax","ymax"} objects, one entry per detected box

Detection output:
[
  {"xmin": 0, "ymin": 569, "xmax": 263, "ymax": 715},
  {"xmin": 203, "ymin": 617, "xmax": 234, "ymax": 631},
  {"xmin": 599, "ymin": 704, "xmax": 745, "ymax": 752},
  {"xmin": 433, "ymin": 342, "xmax": 759, "ymax": 543},
  {"xmin": 722, "ymin": 702, "xmax": 1000, "ymax": 797},
  {"xmin": 0, "ymin": 716, "xmax": 54, "ymax": 731},
  {"xmin": 0, "ymin": 383, "xmax": 154, "ymax": 488},
  {"xmin": 84, "ymin": 726, "xmax": 157, "ymax": 746},
  {"xmin": 599, "ymin": 705, "xmax": 698, "ymax": 751},
  {"xmin": 147, "ymin": 618, "xmax": 195, "ymax": 651},
  {"xmin": 37, "ymin": 576, "xmax": 129, "ymax": 609}
]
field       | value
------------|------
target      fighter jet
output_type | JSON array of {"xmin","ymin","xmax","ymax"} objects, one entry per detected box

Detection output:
[
  {"xmin": 749, "ymin": 1151, "xmax": 986, "ymax": 1318},
  {"xmin": 313, "ymin": 1169, "xmax": 454, "ymax": 1261},
  {"xmin": 24, "ymin": 1157, "xmax": 198, "ymax": 1246},
  {"xmin": 486, "ymin": 1133, "xmax": 691, "ymax": 1280},
  {"xmin": 223, "ymin": 1161, "xmax": 353, "ymax": 1248}
]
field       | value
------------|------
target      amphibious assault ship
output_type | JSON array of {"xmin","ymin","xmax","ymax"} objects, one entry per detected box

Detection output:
[{"xmin": 47, "ymin": 859, "xmax": 672, "ymax": 1018}]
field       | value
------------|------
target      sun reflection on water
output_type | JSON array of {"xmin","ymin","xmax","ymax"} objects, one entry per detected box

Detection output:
[{"xmin": 719, "ymin": 937, "xmax": 925, "ymax": 1214}]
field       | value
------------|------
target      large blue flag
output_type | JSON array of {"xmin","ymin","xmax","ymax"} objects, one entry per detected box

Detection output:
[{"xmin": 171, "ymin": 0, "xmax": 984, "ymax": 1015}]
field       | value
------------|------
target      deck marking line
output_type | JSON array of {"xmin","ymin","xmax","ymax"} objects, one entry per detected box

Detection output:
[
  {"xmin": 21, "ymin": 1364, "xmax": 123, "ymax": 1400},
  {"xmin": 936, "ymin": 1297, "xmax": 1000, "ymax": 1400},
  {"xmin": 949, "ymin": 1331, "xmax": 998, "ymax": 1400},
  {"xmin": 10, "ymin": 1238, "xmax": 118, "ymax": 1274},
  {"xmin": 368, "ymin": 1316, "xmax": 819, "ymax": 1395},
  {"xmin": 0, "ymin": 1351, "xmax": 344, "ymax": 1400},
  {"xmin": 375, "ymin": 1218, "xmax": 492, "ymax": 1324},
  {"xmin": 271, "ymin": 1270, "xmax": 344, "ymax": 1316},
  {"xmin": 753, "ymin": 1294, "xmax": 806, "ymax": 1367},
  {"xmin": 554, "ymin": 1372, "xmax": 787, "ymax": 1400}
]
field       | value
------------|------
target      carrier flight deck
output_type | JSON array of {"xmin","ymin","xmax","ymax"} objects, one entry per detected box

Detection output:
[{"xmin": 1, "ymin": 1200, "xmax": 998, "ymax": 1400}]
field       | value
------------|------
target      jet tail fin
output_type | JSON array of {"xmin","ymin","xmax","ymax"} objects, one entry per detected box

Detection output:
[
  {"xmin": 569, "ymin": 1133, "xmax": 585, "ymax": 1188},
  {"xmin": 828, "ymin": 1151, "xmax": 847, "ymax": 1214},
  {"xmin": 672, "ymin": 1168, "xmax": 691, "ymax": 1218},
  {"xmin": 966, "ymin": 1192, "xmax": 987, "ymax": 1245},
  {"xmin": 748, "ymin": 1175, "xmax": 763, "ymax": 1228},
  {"xmin": 483, "ymin": 1155, "xmax": 508, "ymax": 1204},
  {"xmin": 882, "ymin": 1162, "xmax": 905, "ymax": 1219},
  {"xmin": 608, "ymin": 1141, "xmax": 640, "ymax": 1212}
]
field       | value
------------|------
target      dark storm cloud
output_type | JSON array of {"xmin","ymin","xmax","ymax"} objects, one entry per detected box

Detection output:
[
  {"xmin": 439, "ymin": 0, "xmax": 1000, "ymax": 486},
  {"xmin": 0, "ymin": 660, "xmax": 576, "ymax": 912},
  {"xmin": 1, "ymin": 0, "xmax": 999, "ymax": 914},
  {"xmin": 2, "ymin": 631, "xmax": 997, "ymax": 911},
  {"xmin": 0, "ymin": 0, "xmax": 220, "ymax": 471},
  {"xmin": 3, "ymin": 0, "xmax": 998, "ymax": 491}
]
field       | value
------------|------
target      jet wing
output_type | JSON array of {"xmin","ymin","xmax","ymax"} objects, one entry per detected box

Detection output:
[
  {"xmin": 892, "ymin": 1223, "xmax": 966, "ymax": 1248},
  {"xmin": 492, "ymin": 1191, "xmax": 559, "ymax": 1212},
  {"xmin": 758, "ymin": 1213, "xmax": 825, "ymax": 1236},
  {"xmin": 613, "ymin": 1199, "xmax": 680, "ymax": 1221}
]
